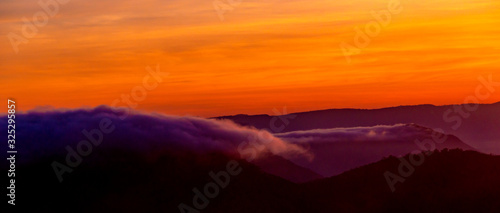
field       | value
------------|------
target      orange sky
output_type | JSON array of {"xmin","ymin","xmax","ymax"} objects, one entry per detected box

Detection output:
[{"xmin": 1, "ymin": 0, "xmax": 499, "ymax": 117}]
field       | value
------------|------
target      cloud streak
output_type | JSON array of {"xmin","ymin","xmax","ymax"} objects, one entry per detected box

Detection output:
[{"xmin": 276, "ymin": 124, "xmax": 435, "ymax": 144}]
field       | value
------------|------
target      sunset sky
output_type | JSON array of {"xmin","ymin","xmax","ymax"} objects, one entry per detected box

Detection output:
[{"xmin": 1, "ymin": 0, "xmax": 499, "ymax": 117}]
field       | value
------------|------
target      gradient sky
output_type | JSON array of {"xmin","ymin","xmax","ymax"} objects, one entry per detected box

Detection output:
[{"xmin": 1, "ymin": 0, "xmax": 499, "ymax": 117}]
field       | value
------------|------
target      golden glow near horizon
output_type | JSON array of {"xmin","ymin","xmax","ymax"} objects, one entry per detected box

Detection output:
[{"xmin": 1, "ymin": 0, "xmax": 499, "ymax": 117}]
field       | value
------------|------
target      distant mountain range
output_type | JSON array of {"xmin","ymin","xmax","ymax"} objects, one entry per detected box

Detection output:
[{"xmin": 216, "ymin": 102, "xmax": 500, "ymax": 154}]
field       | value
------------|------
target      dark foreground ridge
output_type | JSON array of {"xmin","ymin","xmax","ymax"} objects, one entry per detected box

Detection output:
[{"xmin": 4, "ymin": 149, "xmax": 500, "ymax": 212}]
